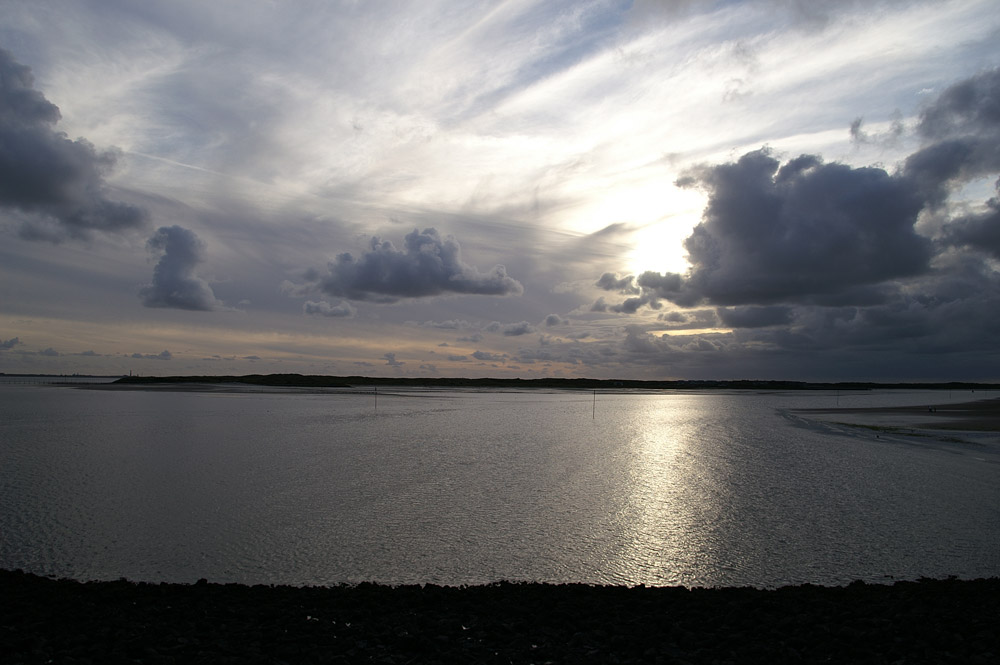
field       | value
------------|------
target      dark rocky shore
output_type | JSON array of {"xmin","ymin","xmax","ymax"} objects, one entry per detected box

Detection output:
[{"xmin": 3, "ymin": 570, "xmax": 997, "ymax": 664}]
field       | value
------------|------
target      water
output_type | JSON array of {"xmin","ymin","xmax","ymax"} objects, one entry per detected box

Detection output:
[{"xmin": 1, "ymin": 385, "xmax": 998, "ymax": 587}]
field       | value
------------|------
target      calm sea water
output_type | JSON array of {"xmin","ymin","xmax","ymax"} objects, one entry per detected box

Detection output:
[{"xmin": 1, "ymin": 385, "xmax": 998, "ymax": 588}]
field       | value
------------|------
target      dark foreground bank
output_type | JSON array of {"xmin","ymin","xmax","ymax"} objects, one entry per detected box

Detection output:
[{"xmin": 3, "ymin": 571, "xmax": 998, "ymax": 664}]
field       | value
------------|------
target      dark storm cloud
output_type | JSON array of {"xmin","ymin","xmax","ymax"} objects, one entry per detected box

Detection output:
[
  {"xmin": 610, "ymin": 149, "xmax": 930, "ymax": 311},
  {"xmin": 0, "ymin": 48, "xmax": 147, "ymax": 241},
  {"xmin": 319, "ymin": 228, "xmax": 523, "ymax": 303},
  {"xmin": 665, "ymin": 149, "xmax": 931, "ymax": 306},
  {"xmin": 903, "ymin": 138, "xmax": 1000, "ymax": 207},
  {"xmin": 139, "ymin": 226, "xmax": 220, "ymax": 311},
  {"xmin": 612, "ymin": 68, "xmax": 1000, "ymax": 314},
  {"xmin": 740, "ymin": 260, "xmax": 1000, "ymax": 358},
  {"xmin": 715, "ymin": 306, "xmax": 793, "ymax": 328},
  {"xmin": 904, "ymin": 67, "xmax": 1000, "ymax": 206},
  {"xmin": 303, "ymin": 300, "xmax": 356, "ymax": 318},
  {"xmin": 942, "ymin": 197, "xmax": 1000, "ymax": 258},
  {"xmin": 912, "ymin": 68, "xmax": 1000, "ymax": 255},
  {"xmin": 0, "ymin": 337, "xmax": 21, "ymax": 350},
  {"xmin": 916, "ymin": 68, "xmax": 1000, "ymax": 140},
  {"xmin": 584, "ymin": 69, "xmax": 1000, "ymax": 378},
  {"xmin": 604, "ymin": 251, "xmax": 1000, "ymax": 379}
]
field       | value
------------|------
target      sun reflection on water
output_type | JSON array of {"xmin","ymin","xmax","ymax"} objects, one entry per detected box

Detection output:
[
  {"xmin": 595, "ymin": 393, "xmax": 720, "ymax": 586},
  {"xmin": 589, "ymin": 391, "xmax": 784, "ymax": 588}
]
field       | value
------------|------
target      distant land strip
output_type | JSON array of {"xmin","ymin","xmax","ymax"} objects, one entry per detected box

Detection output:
[{"xmin": 98, "ymin": 374, "xmax": 1000, "ymax": 391}]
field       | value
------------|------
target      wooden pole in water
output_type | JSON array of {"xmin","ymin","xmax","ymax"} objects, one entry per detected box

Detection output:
[
  {"xmin": 593, "ymin": 389, "xmax": 596, "ymax": 419},
  {"xmin": 374, "ymin": 386, "xmax": 378, "ymax": 410}
]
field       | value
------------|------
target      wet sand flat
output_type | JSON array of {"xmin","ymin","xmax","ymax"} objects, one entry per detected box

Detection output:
[{"xmin": 798, "ymin": 396, "xmax": 1000, "ymax": 432}]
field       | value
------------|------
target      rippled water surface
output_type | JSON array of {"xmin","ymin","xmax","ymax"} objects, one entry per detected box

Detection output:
[{"xmin": 2, "ymin": 385, "xmax": 998, "ymax": 587}]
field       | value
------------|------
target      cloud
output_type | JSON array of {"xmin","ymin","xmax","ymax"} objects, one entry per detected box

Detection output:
[
  {"xmin": 319, "ymin": 228, "xmax": 523, "ymax": 303},
  {"xmin": 915, "ymin": 68, "xmax": 1000, "ymax": 255},
  {"xmin": 131, "ymin": 350, "xmax": 172, "ymax": 360},
  {"xmin": 595, "ymin": 272, "xmax": 639, "ymax": 294},
  {"xmin": 916, "ymin": 67, "xmax": 1000, "ymax": 141},
  {"xmin": 0, "ymin": 48, "xmax": 147, "ymax": 241},
  {"xmin": 383, "ymin": 352, "xmax": 404, "ymax": 367},
  {"xmin": 544, "ymin": 314, "xmax": 568, "ymax": 326},
  {"xmin": 0, "ymin": 337, "xmax": 21, "ymax": 350},
  {"xmin": 849, "ymin": 113, "xmax": 905, "ymax": 149},
  {"xmin": 410, "ymin": 319, "xmax": 475, "ymax": 330},
  {"xmin": 599, "ymin": 246, "xmax": 1000, "ymax": 380},
  {"xmin": 485, "ymin": 320, "xmax": 536, "ymax": 336},
  {"xmin": 942, "ymin": 194, "xmax": 1000, "ymax": 259},
  {"xmin": 640, "ymin": 148, "xmax": 931, "ymax": 307},
  {"xmin": 591, "ymin": 293, "xmax": 659, "ymax": 314},
  {"xmin": 303, "ymin": 300, "xmax": 356, "ymax": 318},
  {"xmin": 139, "ymin": 225, "xmax": 221, "ymax": 311},
  {"xmin": 447, "ymin": 354, "xmax": 469, "ymax": 361},
  {"xmin": 904, "ymin": 67, "xmax": 1000, "ymax": 206},
  {"xmin": 415, "ymin": 317, "xmax": 538, "ymax": 336},
  {"xmin": 590, "ymin": 68, "xmax": 1000, "ymax": 364},
  {"xmin": 590, "ymin": 297, "xmax": 609, "ymax": 312},
  {"xmin": 37, "ymin": 347, "xmax": 60, "ymax": 357},
  {"xmin": 715, "ymin": 306, "xmax": 793, "ymax": 328},
  {"xmin": 471, "ymin": 350, "xmax": 506, "ymax": 362},
  {"xmin": 502, "ymin": 322, "xmax": 535, "ymax": 336}
]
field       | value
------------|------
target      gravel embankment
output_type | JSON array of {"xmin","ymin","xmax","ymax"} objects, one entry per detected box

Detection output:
[{"xmin": 3, "ymin": 570, "xmax": 998, "ymax": 664}]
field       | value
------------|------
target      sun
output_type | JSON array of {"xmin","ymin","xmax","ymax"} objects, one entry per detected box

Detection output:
[
  {"xmin": 628, "ymin": 216, "xmax": 698, "ymax": 277},
  {"xmin": 561, "ymin": 174, "xmax": 706, "ymax": 278},
  {"xmin": 624, "ymin": 187, "xmax": 705, "ymax": 277}
]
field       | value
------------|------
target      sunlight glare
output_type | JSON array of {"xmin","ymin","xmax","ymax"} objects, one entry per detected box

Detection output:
[{"xmin": 626, "ymin": 187, "xmax": 705, "ymax": 276}]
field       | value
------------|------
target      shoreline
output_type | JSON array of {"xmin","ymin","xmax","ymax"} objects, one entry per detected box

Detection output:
[
  {"xmin": 3, "ymin": 570, "xmax": 998, "ymax": 663},
  {"xmin": 796, "ymin": 396, "xmax": 1000, "ymax": 432}
]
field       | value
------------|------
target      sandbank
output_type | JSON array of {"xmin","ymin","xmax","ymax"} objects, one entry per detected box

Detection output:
[{"xmin": 797, "ymin": 396, "xmax": 1000, "ymax": 432}]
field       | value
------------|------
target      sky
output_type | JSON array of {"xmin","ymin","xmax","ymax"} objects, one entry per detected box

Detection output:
[{"xmin": 1, "ymin": 0, "xmax": 999, "ymax": 381}]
